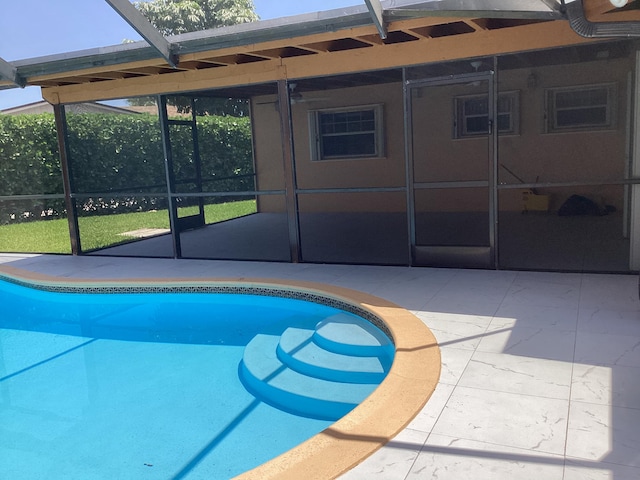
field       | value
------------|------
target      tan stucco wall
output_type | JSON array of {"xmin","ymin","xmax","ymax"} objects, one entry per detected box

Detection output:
[
  {"xmin": 497, "ymin": 56, "xmax": 632, "ymax": 212},
  {"xmin": 251, "ymin": 100, "xmax": 287, "ymax": 212},
  {"xmin": 253, "ymin": 82, "xmax": 407, "ymax": 213},
  {"xmin": 251, "ymin": 54, "xmax": 633, "ymax": 215},
  {"xmin": 412, "ymin": 82, "xmax": 491, "ymax": 186},
  {"xmin": 291, "ymin": 84, "xmax": 405, "ymax": 192}
]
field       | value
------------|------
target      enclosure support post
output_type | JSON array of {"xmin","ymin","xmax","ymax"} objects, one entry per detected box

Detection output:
[
  {"xmin": 277, "ymin": 79, "xmax": 301, "ymax": 263},
  {"xmin": 402, "ymin": 68, "xmax": 416, "ymax": 267},
  {"xmin": 489, "ymin": 57, "xmax": 498, "ymax": 269},
  {"xmin": 629, "ymin": 50, "xmax": 640, "ymax": 270},
  {"xmin": 158, "ymin": 95, "xmax": 182, "ymax": 258},
  {"xmin": 53, "ymin": 104, "xmax": 81, "ymax": 255},
  {"xmin": 190, "ymin": 97, "xmax": 206, "ymax": 220}
]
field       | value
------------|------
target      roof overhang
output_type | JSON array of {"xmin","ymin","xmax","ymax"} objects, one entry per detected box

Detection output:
[
  {"xmin": 0, "ymin": 55, "xmax": 25, "ymax": 88},
  {"xmin": 1, "ymin": 0, "xmax": 638, "ymax": 104},
  {"xmin": 385, "ymin": 0, "xmax": 562, "ymax": 19}
]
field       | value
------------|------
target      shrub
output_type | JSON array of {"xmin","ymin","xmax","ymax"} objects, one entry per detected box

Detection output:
[{"xmin": 0, "ymin": 112, "xmax": 253, "ymax": 224}]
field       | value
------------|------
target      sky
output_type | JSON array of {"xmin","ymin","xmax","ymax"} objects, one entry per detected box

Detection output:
[{"xmin": 0, "ymin": 0, "xmax": 363, "ymax": 110}]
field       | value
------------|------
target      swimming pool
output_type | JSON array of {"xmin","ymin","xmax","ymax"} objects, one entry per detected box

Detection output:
[{"xmin": 0, "ymin": 276, "xmax": 396, "ymax": 479}]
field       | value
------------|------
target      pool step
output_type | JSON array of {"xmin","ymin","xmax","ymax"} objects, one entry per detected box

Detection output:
[
  {"xmin": 239, "ymin": 314, "xmax": 394, "ymax": 421},
  {"xmin": 313, "ymin": 313, "xmax": 394, "ymax": 357},
  {"xmin": 240, "ymin": 334, "xmax": 376, "ymax": 420},
  {"xmin": 277, "ymin": 327, "xmax": 389, "ymax": 383}
]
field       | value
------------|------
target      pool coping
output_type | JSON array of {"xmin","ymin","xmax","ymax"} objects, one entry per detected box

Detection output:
[{"xmin": 0, "ymin": 264, "xmax": 441, "ymax": 480}]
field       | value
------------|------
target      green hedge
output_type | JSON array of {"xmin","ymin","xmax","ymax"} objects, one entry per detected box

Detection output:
[
  {"xmin": 0, "ymin": 112, "xmax": 253, "ymax": 224},
  {"xmin": 0, "ymin": 114, "xmax": 61, "ymax": 196}
]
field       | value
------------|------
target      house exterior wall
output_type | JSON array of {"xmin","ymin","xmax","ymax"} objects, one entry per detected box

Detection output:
[
  {"xmin": 497, "ymin": 56, "xmax": 633, "ymax": 213},
  {"xmin": 251, "ymin": 100, "xmax": 286, "ymax": 212},
  {"xmin": 251, "ymin": 53, "xmax": 633, "ymax": 216},
  {"xmin": 253, "ymin": 82, "xmax": 407, "ymax": 213}
]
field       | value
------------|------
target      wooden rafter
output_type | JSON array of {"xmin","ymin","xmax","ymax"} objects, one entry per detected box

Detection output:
[
  {"xmin": 40, "ymin": 19, "xmax": 595, "ymax": 105},
  {"xmin": 27, "ymin": 14, "xmax": 557, "ymax": 93},
  {"xmin": 364, "ymin": 0, "xmax": 387, "ymax": 39},
  {"xmin": 19, "ymin": 0, "xmax": 640, "ymax": 103}
]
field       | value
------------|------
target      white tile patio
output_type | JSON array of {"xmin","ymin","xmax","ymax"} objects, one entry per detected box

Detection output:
[{"xmin": 1, "ymin": 253, "xmax": 639, "ymax": 479}]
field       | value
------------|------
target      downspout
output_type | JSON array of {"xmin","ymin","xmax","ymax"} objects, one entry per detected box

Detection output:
[{"xmin": 562, "ymin": 0, "xmax": 640, "ymax": 37}]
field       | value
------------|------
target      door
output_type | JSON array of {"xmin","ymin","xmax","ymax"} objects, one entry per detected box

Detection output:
[
  {"xmin": 160, "ymin": 95, "xmax": 206, "ymax": 231},
  {"xmin": 159, "ymin": 95, "xmax": 206, "ymax": 257},
  {"xmin": 408, "ymin": 73, "xmax": 496, "ymax": 268}
]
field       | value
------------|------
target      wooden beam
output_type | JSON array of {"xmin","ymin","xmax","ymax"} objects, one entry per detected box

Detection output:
[
  {"xmin": 179, "ymin": 18, "xmax": 460, "ymax": 64},
  {"xmin": 282, "ymin": 21, "xmax": 593, "ymax": 79},
  {"xmin": 42, "ymin": 59, "xmax": 285, "ymax": 104},
  {"xmin": 29, "ymin": 58, "xmax": 170, "ymax": 84},
  {"xmin": 583, "ymin": 0, "xmax": 628, "ymax": 18},
  {"xmin": 586, "ymin": 0, "xmax": 640, "ymax": 23},
  {"xmin": 42, "ymin": 20, "xmax": 593, "ymax": 105},
  {"xmin": 593, "ymin": 9, "xmax": 640, "ymax": 21},
  {"xmin": 31, "ymin": 16, "xmax": 460, "ymax": 89},
  {"xmin": 467, "ymin": 18, "xmax": 490, "ymax": 32}
]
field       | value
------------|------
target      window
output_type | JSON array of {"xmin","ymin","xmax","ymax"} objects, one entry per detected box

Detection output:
[
  {"xmin": 309, "ymin": 105, "xmax": 384, "ymax": 160},
  {"xmin": 454, "ymin": 92, "xmax": 519, "ymax": 138},
  {"xmin": 545, "ymin": 83, "xmax": 616, "ymax": 133}
]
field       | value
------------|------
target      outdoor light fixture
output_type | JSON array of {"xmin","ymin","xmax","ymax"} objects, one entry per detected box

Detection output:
[{"xmin": 609, "ymin": 0, "xmax": 628, "ymax": 7}]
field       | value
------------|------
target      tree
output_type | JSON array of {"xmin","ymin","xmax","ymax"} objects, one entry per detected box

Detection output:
[
  {"xmin": 129, "ymin": 0, "xmax": 259, "ymax": 116},
  {"xmin": 133, "ymin": 0, "xmax": 259, "ymax": 36}
]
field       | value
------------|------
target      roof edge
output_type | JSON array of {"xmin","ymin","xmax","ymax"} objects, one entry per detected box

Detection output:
[{"xmin": 7, "ymin": 1, "xmax": 567, "ymax": 88}]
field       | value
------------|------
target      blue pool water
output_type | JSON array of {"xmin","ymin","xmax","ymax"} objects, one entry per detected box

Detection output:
[{"xmin": 0, "ymin": 279, "xmax": 393, "ymax": 479}]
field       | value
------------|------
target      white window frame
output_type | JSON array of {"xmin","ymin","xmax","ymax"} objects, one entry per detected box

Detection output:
[
  {"xmin": 545, "ymin": 83, "xmax": 616, "ymax": 133},
  {"xmin": 454, "ymin": 91, "xmax": 520, "ymax": 139},
  {"xmin": 309, "ymin": 104, "xmax": 384, "ymax": 161}
]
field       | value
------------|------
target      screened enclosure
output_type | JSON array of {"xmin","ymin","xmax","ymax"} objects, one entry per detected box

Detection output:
[
  {"xmin": 61, "ymin": 88, "xmax": 292, "ymax": 263},
  {"xmin": 3, "ymin": 37, "xmax": 640, "ymax": 273}
]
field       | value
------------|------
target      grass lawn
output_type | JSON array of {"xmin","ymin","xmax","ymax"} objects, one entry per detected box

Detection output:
[{"xmin": 0, "ymin": 200, "xmax": 256, "ymax": 253}]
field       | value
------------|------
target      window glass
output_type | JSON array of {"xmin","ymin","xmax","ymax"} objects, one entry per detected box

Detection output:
[
  {"xmin": 454, "ymin": 92, "xmax": 518, "ymax": 138},
  {"xmin": 546, "ymin": 84, "xmax": 615, "ymax": 132},
  {"xmin": 311, "ymin": 105, "xmax": 383, "ymax": 160}
]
